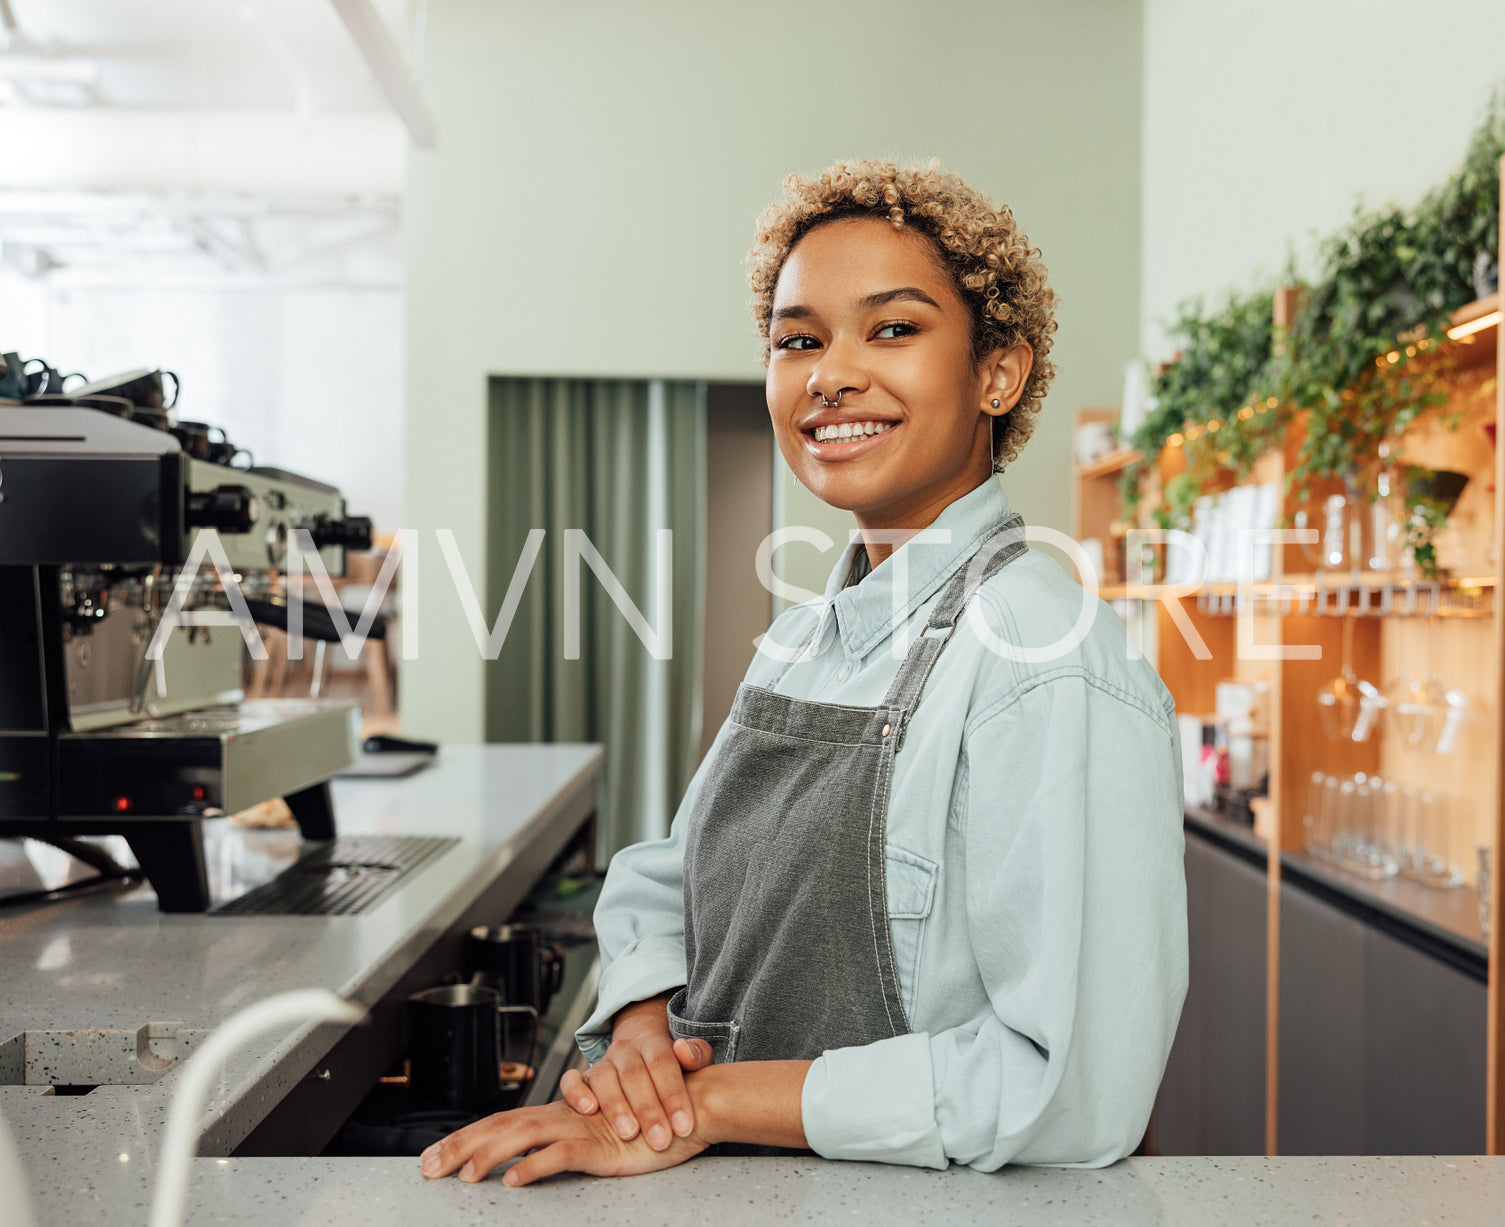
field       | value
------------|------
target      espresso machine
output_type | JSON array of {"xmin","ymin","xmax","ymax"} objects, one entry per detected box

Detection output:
[{"xmin": 0, "ymin": 403, "xmax": 373, "ymax": 912}]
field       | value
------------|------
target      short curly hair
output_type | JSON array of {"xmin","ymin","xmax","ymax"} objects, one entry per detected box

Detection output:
[{"xmin": 748, "ymin": 158, "xmax": 1059, "ymax": 470}]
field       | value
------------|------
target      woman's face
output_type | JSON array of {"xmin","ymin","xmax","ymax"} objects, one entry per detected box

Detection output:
[{"xmin": 766, "ymin": 216, "xmax": 1029, "ymax": 532}]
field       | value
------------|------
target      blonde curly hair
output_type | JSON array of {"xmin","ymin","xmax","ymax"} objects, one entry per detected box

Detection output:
[{"xmin": 749, "ymin": 158, "xmax": 1058, "ymax": 470}]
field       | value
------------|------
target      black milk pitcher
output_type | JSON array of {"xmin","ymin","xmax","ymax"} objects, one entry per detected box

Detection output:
[{"xmin": 407, "ymin": 983, "xmax": 503, "ymax": 1111}]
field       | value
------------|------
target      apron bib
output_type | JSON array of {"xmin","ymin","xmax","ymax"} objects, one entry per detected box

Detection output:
[{"xmin": 669, "ymin": 512, "xmax": 1028, "ymax": 1067}]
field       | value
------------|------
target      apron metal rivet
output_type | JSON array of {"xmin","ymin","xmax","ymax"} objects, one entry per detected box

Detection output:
[{"xmin": 881, "ymin": 723, "xmax": 891, "ymax": 737}]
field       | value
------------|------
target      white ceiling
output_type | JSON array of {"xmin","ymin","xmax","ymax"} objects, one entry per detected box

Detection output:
[
  {"xmin": 0, "ymin": 0, "xmax": 417, "ymax": 281},
  {"xmin": 0, "ymin": 0, "xmax": 418, "ymax": 111}
]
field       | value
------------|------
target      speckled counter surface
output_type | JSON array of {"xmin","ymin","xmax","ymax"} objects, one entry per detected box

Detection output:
[
  {"xmin": 0, "ymin": 744, "xmax": 601, "ymax": 1225},
  {"xmin": 38, "ymin": 1153, "xmax": 1505, "ymax": 1226},
  {"xmin": 8, "ymin": 750, "xmax": 1505, "ymax": 1226}
]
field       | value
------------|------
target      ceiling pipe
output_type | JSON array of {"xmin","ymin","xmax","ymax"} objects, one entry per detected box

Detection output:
[{"xmin": 327, "ymin": 0, "xmax": 437, "ymax": 149}]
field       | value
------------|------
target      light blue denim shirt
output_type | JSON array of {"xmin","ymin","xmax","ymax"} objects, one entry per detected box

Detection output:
[{"xmin": 577, "ymin": 476, "xmax": 1188, "ymax": 1170}]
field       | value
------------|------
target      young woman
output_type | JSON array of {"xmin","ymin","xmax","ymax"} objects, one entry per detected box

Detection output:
[{"xmin": 421, "ymin": 159, "xmax": 1187, "ymax": 1186}]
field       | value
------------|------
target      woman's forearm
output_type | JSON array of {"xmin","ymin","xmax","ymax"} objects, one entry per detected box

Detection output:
[{"xmin": 688, "ymin": 1060, "xmax": 813, "ymax": 1150}]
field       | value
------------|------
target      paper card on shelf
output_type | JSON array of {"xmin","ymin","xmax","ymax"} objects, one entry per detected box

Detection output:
[
  {"xmin": 1206, "ymin": 492, "xmax": 1236, "ymax": 584},
  {"xmin": 1249, "ymin": 481, "xmax": 1279, "ymax": 582}
]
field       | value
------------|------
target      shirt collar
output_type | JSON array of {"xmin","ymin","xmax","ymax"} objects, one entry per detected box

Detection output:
[{"xmin": 817, "ymin": 477, "xmax": 1016, "ymax": 661}]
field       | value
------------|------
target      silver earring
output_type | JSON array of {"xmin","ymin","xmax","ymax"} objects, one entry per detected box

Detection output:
[{"xmin": 991, "ymin": 398, "xmax": 1001, "ymax": 408}]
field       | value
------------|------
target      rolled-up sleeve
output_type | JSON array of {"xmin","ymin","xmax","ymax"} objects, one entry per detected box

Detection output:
[
  {"xmin": 802, "ymin": 672, "xmax": 1188, "ymax": 1169},
  {"xmin": 574, "ymin": 721, "xmax": 734, "ymax": 1063}
]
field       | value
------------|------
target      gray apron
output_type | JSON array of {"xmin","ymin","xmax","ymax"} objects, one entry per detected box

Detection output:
[{"xmin": 668, "ymin": 512, "xmax": 1028, "ymax": 1073}]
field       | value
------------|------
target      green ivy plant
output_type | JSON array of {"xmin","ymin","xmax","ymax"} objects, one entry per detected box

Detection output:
[
  {"xmin": 1124, "ymin": 91, "xmax": 1505, "ymax": 576},
  {"xmin": 1278, "ymin": 206, "xmax": 1456, "ymax": 497},
  {"xmin": 1120, "ymin": 287, "xmax": 1285, "ymax": 528}
]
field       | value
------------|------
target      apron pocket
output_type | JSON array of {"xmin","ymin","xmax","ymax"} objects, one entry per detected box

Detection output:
[
  {"xmin": 884, "ymin": 845, "xmax": 938, "ymax": 1022},
  {"xmin": 666, "ymin": 987, "xmax": 741, "ymax": 1064}
]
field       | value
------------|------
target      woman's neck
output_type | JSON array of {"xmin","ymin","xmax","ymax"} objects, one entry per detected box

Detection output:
[{"xmin": 855, "ymin": 470, "xmax": 994, "ymax": 568}]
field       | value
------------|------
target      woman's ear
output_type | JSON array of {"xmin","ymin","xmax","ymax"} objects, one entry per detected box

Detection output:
[{"xmin": 982, "ymin": 343, "xmax": 1033, "ymax": 417}]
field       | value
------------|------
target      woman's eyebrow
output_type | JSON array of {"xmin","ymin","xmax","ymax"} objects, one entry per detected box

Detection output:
[
  {"xmin": 772, "ymin": 286, "xmax": 941, "ymax": 324},
  {"xmin": 857, "ymin": 286, "xmax": 942, "ymax": 311},
  {"xmin": 771, "ymin": 303, "xmax": 816, "ymax": 323}
]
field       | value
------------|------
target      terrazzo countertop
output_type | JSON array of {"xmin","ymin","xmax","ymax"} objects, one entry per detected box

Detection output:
[
  {"xmin": 0, "ymin": 744, "xmax": 601, "ymax": 1225},
  {"xmin": 32, "ymin": 1152, "xmax": 1505, "ymax": 1226},
  {"xmin": 7, "ymin": 747, "xmax": 1505, "ymax": 1225}
]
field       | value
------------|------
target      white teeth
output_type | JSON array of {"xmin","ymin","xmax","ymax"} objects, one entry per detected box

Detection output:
[{"xmin": 813, "ymin": 421, "xmax": 894, "ymax": 442}]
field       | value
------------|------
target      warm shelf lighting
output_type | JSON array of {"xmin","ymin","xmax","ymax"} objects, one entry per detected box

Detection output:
[{"xmin": 1446, "ymin": 309, "xmax": 1502, "ymax": 340}]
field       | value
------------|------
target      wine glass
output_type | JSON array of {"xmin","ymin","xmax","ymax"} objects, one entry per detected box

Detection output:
[
  {"xmin": 1432, "ymin": 685, "xmax": 1473, "ymax": 756},
  {"xmin": 1319, "ymin": 617, "xmax": 1383, "ymax": 743},
  {"xmin": 1385, "ymin": 620, "xmax": 1446, "ymax": 748}
]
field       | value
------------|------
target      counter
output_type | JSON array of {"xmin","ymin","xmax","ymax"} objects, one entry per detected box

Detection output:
[
  {"xmin": 6, "ymin": 750, "xmax": 1505, "ymax": 1225},
  {"xmin": 1184, "ymin": 803, "xmax": 1488, "ymax": 974},
  {"xmin": 1, "ymin": 744, "xmax": 600, "ymax": 1223},
  {"xmin": 45, "ymin": 1153, "xmax": 1505, "ymax": 1226}
]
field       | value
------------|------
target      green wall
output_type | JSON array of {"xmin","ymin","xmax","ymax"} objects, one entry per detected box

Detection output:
[
  {"xmin": 1142, "ymin": 0, "xmax": 1505, "ymax": 357},
  {"xmin": 404, "ymin": 0, "xmax": 1143, "ymax": 741}
]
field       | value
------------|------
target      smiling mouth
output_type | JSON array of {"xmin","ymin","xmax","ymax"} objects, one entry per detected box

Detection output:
[
  {"xmin": 809, "ymin": 419, "xmax": 897, "ymax": 442},
  {"xmin": 801, "ymin": 420, "xmax": 901, "ymax": 456}
]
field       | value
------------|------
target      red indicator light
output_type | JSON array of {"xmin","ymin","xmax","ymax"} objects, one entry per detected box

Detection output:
[
  {"xmin": 114, "ymin": 796, "xmax": 132, "ymax": 813},
  {"xmin": 191, "ymin": 785, "xmax": 206, "ymax": 801}
]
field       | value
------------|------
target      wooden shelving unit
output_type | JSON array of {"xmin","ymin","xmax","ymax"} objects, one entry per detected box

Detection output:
[
  {"xmin": 1079, "ymin": 156, "xmax": 1505, "ymax": 1156},
  {"xmin": 1071, "ymin": 407, "xmax": 1140, "ymax": 585}
]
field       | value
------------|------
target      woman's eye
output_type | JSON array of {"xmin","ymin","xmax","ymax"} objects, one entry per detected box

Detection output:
[
  {"xmin": 874, "ymin": 321, "xmax": 918, "ymax": 340},
  {"xmin": 777, "ymin": 334, "xmax": 820, "ymax": 351}
]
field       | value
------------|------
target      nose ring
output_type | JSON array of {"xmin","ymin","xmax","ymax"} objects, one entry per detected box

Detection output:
[{"xmin": 819, "ymin": 390, "xmax": 843, "ymax": 409}]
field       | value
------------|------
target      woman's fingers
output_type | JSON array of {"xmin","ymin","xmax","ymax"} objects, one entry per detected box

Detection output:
[
  {"xmin": 643, "ymin": 1041, "xmax": 697, "ymax": 1138},
  {"xmin": 672, "ymin": 1037, "xmax": 713, "ymax": 1071},
  {"xmin": 502, "ymin": 1139, "xmax": 591, "ymax": 1187},
  {"xmin": 421, "ymin": 1111, "xmax": 510, "ymax": 1179},
  {"xmin": 452, "ymin": 1108, "xmax": 569, "ymax": 1183},
  {"xmin": 614, "ymin": 1049, "xmax": 677, "ymax": 1150},
  {"xmin": 582, "ymin": 1059, "xmax": 638, "ymax": 1140},
  {"xmin": 559, "ymin": 1067, "xmax": 597, "ymax": 1114},
  {"xmin": 419, "ymin": 1099, "xmax": 707, "ymax": 1188}
]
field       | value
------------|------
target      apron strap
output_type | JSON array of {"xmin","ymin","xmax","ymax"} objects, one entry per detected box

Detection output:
[{"xmin": 880, "ymin": 513, "xmax": 1028, "ymax": 738}]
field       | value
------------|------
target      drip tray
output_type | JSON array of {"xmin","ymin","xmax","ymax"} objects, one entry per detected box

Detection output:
[{"xmin": 212, "ymin": 836, "xmax": 459, "ymax": 916}]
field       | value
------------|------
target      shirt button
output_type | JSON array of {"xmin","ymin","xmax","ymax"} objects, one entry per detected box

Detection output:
[{"xmin": 838, "ymin": 665, "xmax": 850, "ymax": 681}]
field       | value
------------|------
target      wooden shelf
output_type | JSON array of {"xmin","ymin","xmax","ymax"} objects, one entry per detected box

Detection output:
[
  {"xmin": 1449, "ymin": 293, "xmax": 1501, "ymax": 336},
  {"xmin": 1085, "ymin": 155, "xmax": 1505, "ymax": 1155},
  {"xmin": 1438, "ymin": 294, "xmax": 1500, "ymax": 371},
  {"xmin": 1097, "ymin": 575, "xmax": 1497, "ymax": 616},
  {"xmin": 1075, "ymin": 447, "xmax": 1141, "ymax": 480}
]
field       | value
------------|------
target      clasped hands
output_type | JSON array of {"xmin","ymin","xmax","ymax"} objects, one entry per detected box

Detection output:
[{"xmin": 419, "ymin": 991, "xmax": 712, "ymax": 1187}]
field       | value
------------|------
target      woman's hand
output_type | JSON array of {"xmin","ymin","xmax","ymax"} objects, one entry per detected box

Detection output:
[
  {"xmin": 558, "ymin": 991, "xmax": 713, "ymax": 1151},
  {"xmin": 419, "ymin": 1098, "xmax": 709, "ymax": 1187}
]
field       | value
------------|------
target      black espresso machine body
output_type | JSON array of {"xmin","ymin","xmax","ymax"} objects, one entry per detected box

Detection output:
[{"xmin": 0, "ymin": 406, "xmax": 372, "ymax": 911}]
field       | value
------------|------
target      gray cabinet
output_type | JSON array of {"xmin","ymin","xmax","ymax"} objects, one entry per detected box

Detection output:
[
  {"xmin": 1155, "ymin": 823, "xmax": 1486, "ymax": 1156},
  {"xmin": 1276, "ymin": 880, "xmax": 1366, "ymax": 1154},
  {"xmin": 1154, "ymin": 829, "xmax": 1267, "ymax": 1155},
  {"xmin": 1278, "ymin": 876, "xmax": 1487, "ymax": 1155}
]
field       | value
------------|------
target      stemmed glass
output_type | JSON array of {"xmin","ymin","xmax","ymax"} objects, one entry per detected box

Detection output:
[
  {"xmin": 1318, "ymin": 617, "xmax": 1361, "ymax": 741},
  {"xmin": 1318, "ymin": 617, "xmax": 1384, "ymax": 743}
]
